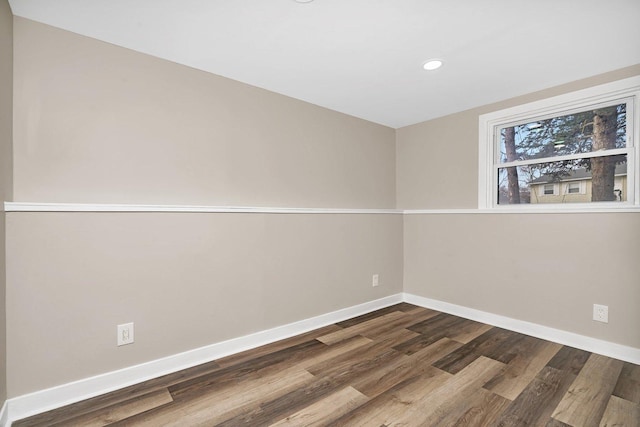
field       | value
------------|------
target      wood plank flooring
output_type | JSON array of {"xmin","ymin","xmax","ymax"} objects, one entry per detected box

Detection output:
[{"xmin": 14, "ymin": 303, "xmax": 640, "ymax": 426}]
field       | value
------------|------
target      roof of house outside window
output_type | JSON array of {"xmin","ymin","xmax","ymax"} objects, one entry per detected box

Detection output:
[{"xmin": 529, "ymin": 163, "xmax": 627, "ymax": 185}]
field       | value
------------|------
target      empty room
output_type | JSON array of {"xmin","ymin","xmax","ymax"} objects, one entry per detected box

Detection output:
[{"xmin": 1, "ymin": 0, "xmax": 639, "ymax": 426}]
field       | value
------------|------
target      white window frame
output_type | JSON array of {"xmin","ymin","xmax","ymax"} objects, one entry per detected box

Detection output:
[{"xmin": 478, "ymin": 76, "xmax": 640, "ymax": 210}]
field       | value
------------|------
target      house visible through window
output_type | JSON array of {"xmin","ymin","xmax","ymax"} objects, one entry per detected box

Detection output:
[{"xmin": 478, "ymin": 76, "xmax": 639, "ymax": 209}]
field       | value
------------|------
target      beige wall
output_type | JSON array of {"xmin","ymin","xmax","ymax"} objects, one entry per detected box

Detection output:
[
  {"xmin": 0, "ymin": 0, "xmax": 13, "ymax": 405},
  {"xmin": 7, "ymin": 19, "xmax": 401, "ymax": 397},
  {"xmin": 7, "ymin": 213, "xmax": 402, "ymax": 396},
  {"xmin": 398, "ymin": 65, "xmax": 640, "ymax": 349},
  {"xmin": 403, "ymin": 213, "xmax": 640, "ymax": 348},
  {"xmin": 12, "ymin": 18, "xmax": 396, "ymax": 208}
]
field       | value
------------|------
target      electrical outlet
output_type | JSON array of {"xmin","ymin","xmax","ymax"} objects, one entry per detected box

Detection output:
[
  {"xmin": 372, "ymin": 274, "xmax": 379, "ymax": 287},
  {"xmin": 593, "ymin": 304, "xmax": 608, "ymax": 323},
  {"xmin": 117, "ymin": 322, "xmax": 135, "ymax": 346}
]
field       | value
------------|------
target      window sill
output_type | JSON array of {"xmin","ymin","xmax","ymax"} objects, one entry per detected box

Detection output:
[{"xmin": 405, "ymin": 205, "xmax": 640, "ymax": 214}]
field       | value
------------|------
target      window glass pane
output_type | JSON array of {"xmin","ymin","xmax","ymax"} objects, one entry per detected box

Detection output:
[
  {"xmin": 499, "ymin": 103, "xmax": 626, "ymax": 164},
  {"xmin": 497, "ymin": 155, "xmax": 627, "ymax": 205}
]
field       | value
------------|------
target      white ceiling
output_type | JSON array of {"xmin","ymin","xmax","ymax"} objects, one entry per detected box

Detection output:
[{"xmin": 8, "ymin": 0, "xmax": 640, "ymax": 128}]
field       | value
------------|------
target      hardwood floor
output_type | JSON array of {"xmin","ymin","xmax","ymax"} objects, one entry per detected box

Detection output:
[{"xmin": 14, "ymin": 303, "xmax": 640, "ymax": 426}]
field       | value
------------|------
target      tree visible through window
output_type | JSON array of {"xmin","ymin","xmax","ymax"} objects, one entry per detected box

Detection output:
[{"xmin": 497, "ymin": 103, "xmax": 629, "ymax": 205}]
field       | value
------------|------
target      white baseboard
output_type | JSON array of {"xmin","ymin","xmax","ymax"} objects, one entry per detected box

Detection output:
[
  {"xmin": 0, "ymin": 401, "xmax": 8, "ymax": 427},
  {"xmin": 4, "ymin": 294, "xmax": 403, "ymax": 426},
  {"xmin": 403, "ymin": 292, "xmax": 640, "ymax": 365}
]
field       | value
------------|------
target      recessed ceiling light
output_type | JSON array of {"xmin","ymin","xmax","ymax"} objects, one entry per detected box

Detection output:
[
  {"xmin": 422, "ymin": 59, "xmax": 443, "ymax": 71},
  {"xmin": 294, "ymin": 0, "xmax": 314, "ymax": 3}
]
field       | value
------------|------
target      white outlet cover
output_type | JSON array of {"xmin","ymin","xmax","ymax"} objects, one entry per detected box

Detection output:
[
  {"xmin": 593, "ymin": 304, "xmax": 609, "ymax": 323},
  {"xmin": 372, "ymin": 274, "xmax": 379, "ymax": 287},
  {"xmin": 117, "ymin": 322, "xmax": 135, "ymax": 346}
]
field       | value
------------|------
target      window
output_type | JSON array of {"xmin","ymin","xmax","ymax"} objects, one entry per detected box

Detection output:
[
  {"xmin": 566, "ymin": 182, "xmax": 581, "ymax": 194},
  {"xmin": 479, "ymin": 76, "xmax": 640, "ymax": 209}
]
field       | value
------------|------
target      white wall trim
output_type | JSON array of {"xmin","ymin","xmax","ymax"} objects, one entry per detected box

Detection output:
[
  {"xmin": 3, "ymin": 294, "xmax": 403, "ymax": 426},
  {"xmin": 403, "ymin": 292, "xmax": 640, "ymax": 365},
  {"xmin": 3, "ymin": 202, "xmax": 400, "ymax": 215},
  {"xmin": 403, "ymin": 206, "xmax": 640, "ymax": 214},
  {"xmin": 5, "ymin": 202, "xmax": 640, "ymax": 215}
]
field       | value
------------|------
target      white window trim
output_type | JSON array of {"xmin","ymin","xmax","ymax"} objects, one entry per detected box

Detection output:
[{"xmin": 478, "ymin": 75, "xmax": 640, "ymax": 211}]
